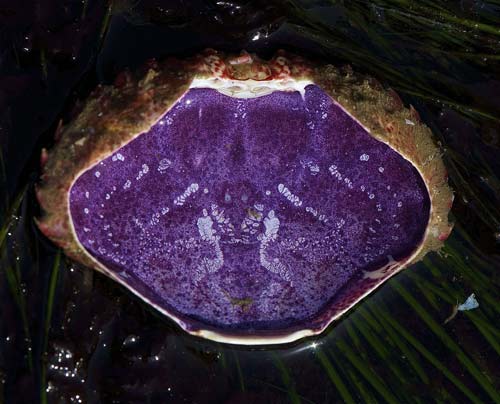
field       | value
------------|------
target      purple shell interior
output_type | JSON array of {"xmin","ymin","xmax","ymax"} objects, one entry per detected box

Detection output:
[{"xmin": 69, "ymin": 84, "xmax": 430, "ymax": 334}]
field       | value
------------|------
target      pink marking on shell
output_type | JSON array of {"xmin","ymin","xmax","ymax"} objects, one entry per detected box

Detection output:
[
  {"xmin": 36, "ymin": 217, "xmax": 66, "ymax": 240},
  {"xmin": 40, "ymin": 148, "xmax": 48, "ymax": 169},
  {"xmin": 35, "ymin": 185, "xmax": 45, "ymax": 208},
  {"xmin": 438, "ymin": 231, "xmax": 451, "ymax": 241},
  {"xmin": 228, "ymin": 52, "xmax": 253, "ymax": 65}
]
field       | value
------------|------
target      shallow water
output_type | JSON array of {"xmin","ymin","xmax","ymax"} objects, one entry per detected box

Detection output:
[{"xmin": 1, "ymin": 1, "xmax": 499, "ymax": 403}]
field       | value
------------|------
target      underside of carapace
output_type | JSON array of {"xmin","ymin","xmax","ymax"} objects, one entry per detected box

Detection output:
[{"xmin": 36, "ymin": 49, "xmax": 453, "ymax": 345}]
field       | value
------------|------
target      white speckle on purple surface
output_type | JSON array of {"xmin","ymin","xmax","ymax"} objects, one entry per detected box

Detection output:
[
  {"xmin": 174, "ymin": 183, "xmax": 199, "ymax": 206},
  {"xmin": 136, "ymin": 164, "xmax": 150, "ymax": 180},
  {"xmin": 158, "ymin": 158, "xmax": 172, "ymax": 173},
  {"xmin": 112, "ymin": 153, "xmax": 125, "ymax": 162},
  {"xmin": 278, "ymin": 184, "xmax": 302, "ymax": 207}
]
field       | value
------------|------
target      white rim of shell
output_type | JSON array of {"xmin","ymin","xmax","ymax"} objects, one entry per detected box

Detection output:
[{"xmin": 189, "ymin": 77, "xmax": 314, "ymax": 99}]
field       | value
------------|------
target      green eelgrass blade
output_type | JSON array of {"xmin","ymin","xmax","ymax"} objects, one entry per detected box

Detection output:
[
  {"xmin": 342, "ymin": 320, "xmax": 403, "ymax": 400},
  {"xmin": 81, "ymin": 0, "xmax": 88, "ymax": 19},
  {"xmin": 1, "ymin": 182, "xmax": 32, "ymax": 372},
  {"xmin": 218, "ymin": 346, "xmax": 227, "ymax": 369},
  {"xmin": 407, "ymin": 268, "xmax": 500, "ymax": 357},
  {"xmin": 445, "ymin": 164, "xmax": 500, "ymax": 230},
  {"xmin": 285, "ymin": 1, "xmax": 500, "ymax": 125},
  {"xmin": 250, "ymin": 377, "xmax": 317, "ymax": 404},
  {"xmin": 375, "ymin": 1, "xmax": 500, "ymax": 37},
  {"xmin": 40, "ymin": 251, "xmax": 61, "ymax": 404},
  {"xmin": 0, "ymin": 185, "xmax": 28, "ymax": 248},
  {"xmin": 371, "ymin": 303, "xmax": 483, "ymax": 403},
  {"xmin": 42, "ymin": 251, "xmax": 61, "ymax": 351},
  {"xmin": 99, "ymin": 3, "xmax": 113, "ymax": 41},
  {"xmin": 330, "ymin": 352, "xmax": 377, "ymax": 403},
  {"xmin": 391, "ymin": 279, "xmax": 500, "ymax": 402},
  {"xmin": 357, "ymin": 306, "xmax": 430, "ymax": 385},
  {"xmin": 350, "ymin": 312, "xmax": 409, "ymax": 382},
  {"xmin": 231, "ymin": 351, "xmax": 245, "ymax": 392},
  {"xmin": 422, "ymin": 251, "xmax": 499, "ymax": 323},
  {"xmin": 437, "ymin": 252, "xmax": 500, "ymax": 317},
  {"xmin": 342, "ymin": 320, "xmax": 410, "ymax": 402},
  {"xmin": 335, "ymin": 339, "xmax": 399, "ymax": 404},
  {"xmin": 0, "ymin": 143, "xmax": 6, "ymax": 210},
  {"xmin": 315, "ymin": 347, "xmax": 355, "ymax": 404},
  {"xmin": 4, "ymin": 262, "xmax": 33, "ymax": 371},
  {"xmin": 343, "ymin": 366, "xmax": 377, "ymax": 403},
  {"xmin": 272, "ymin": 354, "xmax": 302, "ymax": 404}
]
